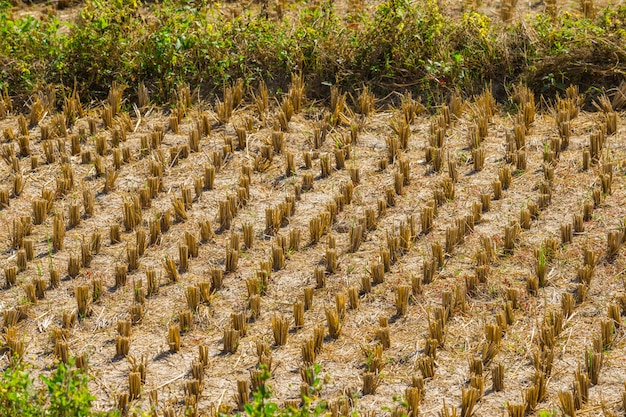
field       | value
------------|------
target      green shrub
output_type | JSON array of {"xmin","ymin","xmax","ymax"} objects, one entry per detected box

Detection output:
[
  {"xmin": 0, "ymin": 358, "xmax": 118, "ymax": 417},
  {"xmin": 0, "ymin": 360, "xmax": 41, "ymax": 417},
  {"xmin": 528, "ymin": 6, "xmax": 626, "ymax": 96},
  {"xmin": 40, "ymin": 358, "xmax": 95, "ymax": 417},
  {"xmin": 0, "ymin": 0, "xmax": 624, "ymax": 106}
]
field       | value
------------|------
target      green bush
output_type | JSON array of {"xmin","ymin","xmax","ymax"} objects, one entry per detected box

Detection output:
[
  {"xmin": 0, "ymin": 360, "xmax": 41, "ymax": 416},
  {"xmin": 41, "ymin": 359, "xmax": 96, "ymax": 417},
  {"xmin": 0, "ymin": 0, "xmax": 624, "ymax": 106},
  {"xmin": 528, "ymin": 6, "xmax": 626, "ymax": 95},
  {"xmin": 0, "ymin": 358, "xmax": 117, "ymax": 417}
]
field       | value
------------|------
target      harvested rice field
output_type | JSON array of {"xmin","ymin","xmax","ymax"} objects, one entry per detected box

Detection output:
[{"xmin": 2, "ymin": 1, "xmax": 626, "ymax": 416}]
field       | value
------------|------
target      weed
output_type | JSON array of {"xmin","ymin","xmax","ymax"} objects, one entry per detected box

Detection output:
[
  {"xmin": 40, "ymin": 358, "xmax": 98, "ymax": 417},
  {"xmin": 0, "ymin": 360, "xmax": 40, "ymax": 416}
]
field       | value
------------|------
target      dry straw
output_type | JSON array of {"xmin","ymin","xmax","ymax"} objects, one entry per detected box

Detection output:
[
  {"xmin": 163, "ymin": 256, "xmax": 179, "ymax": 282},
  {"xmin": 395, "ymin": 285, "xmax": 411, "ymax": 316},
  {"xmin": 34, "ymin": 278, "xmax": 46, "ymax": 300},
  {"xmin": 199, "ymin": 220, "xmax": 214, "ymax": 243},
  {"xmin": 439, "ymin": 400, "xmax": 459, "ymax": 417},
  {"xmin": 103, "ymin": 168, "xmax": 118, "ymax": 193},
  {"xmin": 4, "ymin": 266, "xmax": 17, "ymax": 288},
  {"xmin": 67, "ymin": 253, "xmax": 80, "ymax": 279},
  {"xmin": 558, "ymin": 390, "xmax": 576, "ymax": 417},
  {"xmin": 49, "ymin": 267, "xmax": 59, "ymax": 288},
  {"xmin": 42, "ymin": 140, "xmax": 55, "ymax": 164},
  {"xmin": 179, "ymin": 309, "xmax": 192, "ymax": 332},
  {"xmin": 417, "ymin": 355, "xmax": 435, "ymax": 379},
  {"xmin": 573, "ymin": 366, "xmax": 589, "ymax": 409},
  {"xmin": 293, "ymin": 301, "xmax": 304, "ymax": 329},
  {"xmin": 608, "ymin": 303, "xmax": 621, "ymax": 329},
  {"xmin": 132, "ymin": 281, "xmax": 144, "ymax": 305},
  {"xmin": 377, "ymin": 326, "xmax": 390, "ymax": 349},
  {"xmin": 128, "ymin": 372, "xmax": 141, "ymax": 401},
  {"xmin": 482, "ymin": 340, "xmax": 500, "ymax": 366},
  {"xmin": 320, "ymin": 154, "xmax": 331, "ymax": 178},
  {"xmin": 249, "ymin": 295, "xmax": 261, "ymax": 319},
  {"xmin": 52, "ymin": 214, "xmax": 65, "ymax": 251},
  {"xmin": 2, "ymin": 308, "xmax": 24, "ymax": 329},
  {"xmin": 110, "ymin": 223, "xmax": 121, "ymax": 244},
  {"xmin": 53, "ymin": 339, "xmax": 69, "ymax": 364},
  {"xmin": 178, "ymin": 244, "xmax": 189, "ymax": 273},
  {"xmin": 601, "ymin": 319, "xmax": 613, "ymax": 349},
  {"xmin": 168, "ymin": 323, "xmax": 180, "ymax": 352},
  {"xmin": 226, "ymin": 246, "xmax": 238, "ymax": 273},
  {"xmin": 218, "ymin": 200, "xmax": 232, "ymax": 231},
  {"xmin": 461, "ymin": 387, "xmax": 480, "ymax": 417},
  {"xmin": 362, "ymin": 372, "xmax": 381, "ymax": 396},
  {"xmin": 348, "ymin": 286, "xmax": 359, "ymax": 310},
  {"xmin": 272, "ymin": 314, "xmax": 288, "ymax": 346},
  {"xmin": 186, "ymin": 286, "xmax": 199, "ymax": 312},
  {"xmin": 12, "ymin": 174, "xmax": 24, "ymax": 196},
  {"xmin": 289, "ymin": 228, "xmax": 300, "ymax": 252},
  {"xmin": 75, "ymin": 285, "xmax": 91, "ymax": 317},
  {"xmin": 356, "ymin": 86, "xmax": 375, "ymax": 116},
  {"xmin": 171, "ymin": 198, "xmax": 187, "ymax": 222},
  {"xmin": 584, "ymin": 345, "xmax": 603, "ymax": 385},
  {"xmin": 223, "ymin": 327, "xmax": 239, "ymax": 353},
  {"xmin": 198, "ymin": 345, "xmax": 209, "ymax": 368},
  {"xmin": 146, "ymin": 267, "xmax": 159, "ymax": 296},
  {"xmin": 236, "ymin": 380, "xmax": 250, "ymax": 410},
  {"xmin": 23, "ymin": 283, "xmax": 36, "ymax": 304},
  {"xmin": 198, "ymin": 281, "xmax": 211, "ymax": 304},
  {"xmin": 422, "ymin": 339, "xmax": 437, "ymax": 360},
  {"xmin": 115, "ymin": 264, "xmax": 127, "ymax": 287},
  {"xmin": 271, "ymin": 244, "xmax": 284, "ymax": 271},
  {"xmin": 607, "ymin": 230, "xmax": 623, "ymax": 259},
  {"xmin": 492, "ymin": 362, "xmax": 504, "ymax": 392},
  {"xmin": 300, "ymin": 364, "xmax": 318, "ymax": 397},
  {"xmin": 16, "ymin": 249, "xmax": 26, "ymax": 273},
  {"xmin": 127, "ymin": 245, "xmax": 139, "ymax": 272},
  {"xmin": 325, "ymin": 307, "xmax": 341, "ymax": 339},
  {"xmin": 325, "ymin": 248, "xmax": 338, "ymax": 273},
  {"xmin": 506, "ymin": 403, "xmax": 525, "ymax": 417}
]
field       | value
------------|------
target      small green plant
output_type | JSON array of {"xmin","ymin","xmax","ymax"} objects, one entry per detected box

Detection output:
[
  {"xmin": 302, "ymin": 363, "xmax": 324, "ymax": 396},
  {"xmin": 40, "ymin": 358, "xmax": 96, "ymax": 417},
  {"xmin": 243, "ymin": 365, "xmax": 278, "ymax": 417},
  {"xmin": 0, "ymin": 358, "xmax": 116, "ymax": 417},
  {"xmin": 537, "ymin": 247, "xmax": 547, "ymax": 269},
  {"xmin": 382, "ymin": 394, "xmax": 409, "ymax": 416},
  {"xmin": 241, "ymin": 365, "xmax": 327, "ymax": 417},
  {"xmin": 0, "ymin": 360, "xmax": 41, "ymax": 416}
]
